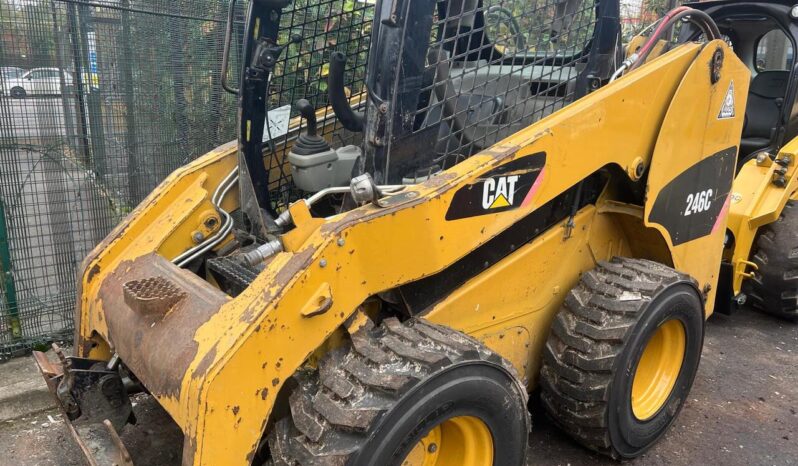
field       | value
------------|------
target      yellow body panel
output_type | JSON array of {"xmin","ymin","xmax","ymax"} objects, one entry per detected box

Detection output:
[
  {"xmin": 425, "ymin": 206, "xmax": 625, "ymax": 383},
  {"xmin": 71, "ymin": 41, "xmax": 757, "ymax": 465},
  {"xmin": 644, "ymin": 44, "xmax": 750, "ymax": 314},
  {"xmin": 727, "ymin": 143, "xmax": 798, "ymax": 293}
]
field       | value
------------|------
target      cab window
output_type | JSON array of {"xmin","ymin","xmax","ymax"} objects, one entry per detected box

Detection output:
[
  {"xmin": 482, "ymin": 0, "xmax": 597, "ymax": 57},
  {"xmin": 756, "ymin": 29, "xmax": 793, "ymax": 72}
]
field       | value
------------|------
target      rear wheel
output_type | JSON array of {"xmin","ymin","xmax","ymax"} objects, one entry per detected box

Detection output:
[
  {"xmin": 540, "ymin": 258, "xmax": 704, "ymax": 459},
  {"xmin": 267, "ymin": 317, "xmax": 530, "ymax": 466},
  {"xmin": 743, "ymin": 200, "xmax": 798, "ymax": 321}
]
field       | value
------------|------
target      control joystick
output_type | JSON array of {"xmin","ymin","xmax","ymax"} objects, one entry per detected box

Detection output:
[
  {"xmin": 292, "ymin": 99, "xmax": 330, "ymax": 155},
  {"xmin": 287, "ymin": 99, "xmax": 362, "ymax": 191}
]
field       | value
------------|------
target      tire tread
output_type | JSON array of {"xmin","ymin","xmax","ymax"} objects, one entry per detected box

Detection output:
[
  {"xmin": 743, "ymin": 200, "xmax": 798, "ymax": 321},
  {"xmin": 268, "ymin": 318, "xmax": 527, "ymax": 465},
  {"xmin": 539, "ymin": 257, "xmax": 688, "ymax": 457}
]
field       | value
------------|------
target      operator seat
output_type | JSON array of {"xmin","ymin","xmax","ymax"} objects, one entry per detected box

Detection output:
[{"xmin": 741, "ymin": 70, "xmax": 789, "ymax": 157}]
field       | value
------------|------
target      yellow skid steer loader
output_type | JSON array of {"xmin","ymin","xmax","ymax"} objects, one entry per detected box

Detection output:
[{"xmin": 32, "ymin": 0, "xmax": 796, "ymax": 465}]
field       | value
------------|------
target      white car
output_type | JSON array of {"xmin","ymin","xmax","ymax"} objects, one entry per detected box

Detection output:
[{"xmin": 2, "ymin": 67, "xmax": 74, "ymax": 98}]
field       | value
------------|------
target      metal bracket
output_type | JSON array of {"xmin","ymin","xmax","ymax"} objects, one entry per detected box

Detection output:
[
  {"xmin": 33, "ymin": 345, "xmax": 134, "ymax": 466},
  {"xmin": 735, "ymin": 259, "xmax": 759, "ymax": 279}
]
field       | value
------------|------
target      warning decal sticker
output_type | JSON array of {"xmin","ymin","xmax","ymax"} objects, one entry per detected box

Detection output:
[{"xmin": 718, "ymin": 80, "xmax": 735, "ymax": 120}]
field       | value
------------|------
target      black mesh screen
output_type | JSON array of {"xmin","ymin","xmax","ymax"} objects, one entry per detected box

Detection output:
[
  {"xmin": 400, "ymin": 0, "xmax": 598, "ymax": 178},
  {"xmin": 264, "ymin": 0, "xmax": 374, "ymax": 209}
]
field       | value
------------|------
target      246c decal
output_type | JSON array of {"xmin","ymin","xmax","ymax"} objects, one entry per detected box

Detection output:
[
  {"xmin": 648, "ymin": 147, "xmax": 737, "ymax": 246},
  {"xmin": 446, "ymin": 153, "xmax": 546, "ymax": 220},
  {"xmin": 684, "ymin": 189, "xmax": 713, "ymax": 216}
]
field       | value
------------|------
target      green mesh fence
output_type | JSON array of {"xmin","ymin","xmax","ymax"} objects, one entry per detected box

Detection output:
[{"xmin": 0, "ymin": 0, "xmax": 374, "ymax": 359}]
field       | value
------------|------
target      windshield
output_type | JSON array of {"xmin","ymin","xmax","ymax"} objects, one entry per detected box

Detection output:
[{"xmin": 362, "ymin": 0, "xmax": 603, "ymax": 183}]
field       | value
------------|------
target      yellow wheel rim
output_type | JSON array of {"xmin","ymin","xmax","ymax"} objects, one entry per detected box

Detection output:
[
  {"xmin": 631, "ymin": 319, "xmax": 686, "ymax": 421},
  {"xmin": 401, "ymin": 416, "xmax": 494, "ymax": 466}
]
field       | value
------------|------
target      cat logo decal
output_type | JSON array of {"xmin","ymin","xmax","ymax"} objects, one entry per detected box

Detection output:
[{"xmin": 446, "ymin": 152, "xmax": 546, "ymax": 220}]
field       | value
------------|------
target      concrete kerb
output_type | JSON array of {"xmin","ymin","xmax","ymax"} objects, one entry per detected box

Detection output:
[{"xmin": 0, "ymin": 353, "xmax": 57, "ymax": 423}]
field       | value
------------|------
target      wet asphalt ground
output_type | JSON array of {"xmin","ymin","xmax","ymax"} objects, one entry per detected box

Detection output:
[{"xmin": 0, "ymin": 307, "xmax": 796, "ymax": 466}]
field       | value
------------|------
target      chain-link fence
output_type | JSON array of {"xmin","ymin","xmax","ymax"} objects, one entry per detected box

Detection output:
[{"xmin": 0, "ymin": 0, "xmax": 374, "ymax": 359}]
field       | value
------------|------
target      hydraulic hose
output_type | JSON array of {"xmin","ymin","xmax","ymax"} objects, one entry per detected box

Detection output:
[
  {"xmin": 328, "ymin": 52, "xmax": 365, "ymax": 132},
  {"xmin": 173, "ymin": 167, "xmax": 239, "ymax": 267},
  {"xmin": 630, "ymin": 6, "xmax": 690, "ymax": 69},
  {"xmin": 629, "ymin": 7, "xmax": 721, "ymax": 72}
]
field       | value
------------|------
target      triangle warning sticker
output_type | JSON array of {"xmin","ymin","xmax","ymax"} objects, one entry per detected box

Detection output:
[
  {"xmin": 489, "ymin": 194, "xmax": 511, "ymax": 209},
  {"xmin": 718, "ymin": 80, "xmax": 735, "ymax": 120}
]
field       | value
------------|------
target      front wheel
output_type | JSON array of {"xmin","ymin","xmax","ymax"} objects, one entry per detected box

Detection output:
[
  {"xmin": 540, "ymin": 258, "xmax": 705, "ymax": 459},
  {"xmin": 267, "ymin": 318, "xmax": 530, "ymax": 466},
  {"xmin": 10, "ymin": 86, "xmax": 26, "ymax": 99}
]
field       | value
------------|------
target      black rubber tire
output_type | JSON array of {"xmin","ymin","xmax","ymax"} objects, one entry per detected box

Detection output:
[
  {"xmin": 10, "ymin": 87, "xmax": 25, "ymax": 99},
  {"xmin": 540, "ymin": 258, "xmax": 705, "ymax": 459},
  {"xmin": 743, "ymin": 200, "xmax": 798, "ymax": 321},
  {"xmin": 267, "ymin": 317, "xmax": 530, "ymax": 466}
]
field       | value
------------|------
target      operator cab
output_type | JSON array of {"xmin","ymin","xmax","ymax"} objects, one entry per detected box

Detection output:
[
  {"xmin": 289, "ymin": 0, "xmax": 614, "ymax": 188},
  {"xmin": 684, "ymin": 0, "xmax": 798, "ymax": 164}
]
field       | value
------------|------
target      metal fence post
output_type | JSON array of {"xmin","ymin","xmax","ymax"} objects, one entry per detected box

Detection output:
[
  {"xmin": 167, "ymin": 11, "xmax": 189, "ymax": 178},
  {"xmin": 66, "ymin": 1, "xmax": 92, "ymax": 166},
  {"xmin": 51, "ymin": 1, "xmax": 78, "ymax": 153},
  {"xmin": 0, "ymin": 199, "xmax": 21, "ymax": 340},
  {"xmin": 119, "ymin": 0, "xmax": 143, "ymax": 203},
  {"xmin": 77, "ymin": 3, "xmax": 108, "ymax": 178}
]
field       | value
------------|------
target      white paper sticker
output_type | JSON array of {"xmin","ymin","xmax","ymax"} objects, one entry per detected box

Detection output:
[
  {"xmin": 263, "ymin": 104, "xmax": 292, "ymax": 142},
  {"xmin": 718, "ymin": 80, "xmax": 735, "ymax": 120}
]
